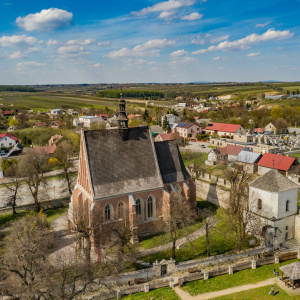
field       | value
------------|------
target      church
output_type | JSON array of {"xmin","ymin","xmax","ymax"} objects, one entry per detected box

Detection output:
[{"xmin": 68, "ymin": 95, "xmax": 196, "ymax": 248}]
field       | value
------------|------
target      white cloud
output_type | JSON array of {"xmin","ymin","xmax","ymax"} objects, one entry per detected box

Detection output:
[
  {"xmin": 191, "ymin": 34, "xmax": 205, "ymax": 45},
  {"xmin": 98, "ymin": 41, "xmax": 111, "ymax": 47},
  {"xmin": 213, "ymin": 56, "xmax": 220, "ymax": 60},
  {"xmin": 193, "ymin": 29, "xmax": 294, "ymax": 54},
  {"xmin": 27, "ymin": 47, "xmax": 39, "ymax": 53},
  {"xmin": 17, "ymin": 61, "xmax": 46, "ymax": 67},
  {"xmin": 247, "ymin": 52, "xmax": 260, "ymax": 57},
  {"xmin": 210, "ymin": 35, "xmax": 229, "ymax": 43},
  {"xmin": 170, "ymin": 56, "xmax": 196, "ymax": 64},
  {"xmin": 9, "ymin": 51, "xmax": 24, "ymax": 59},
  {"xmin": 169, "ymin": 49, "xmax": 188, "ymax": 59},
  {"xmin": 0, "ymin": 35, "xmax": 37, "ymax": 47},
  {"xmin": 106, "ymin": 39, "xmax": 175, "ymax": 58},
  {"xmin": 158, "ymin": 11, "xmax": 175, "ymax": 19},
  {"xmin": 16, "ymin": 8, "xmax": 73, "ymax": 32},
  {"xmin": 133, "ymin": 0, "xmax": 196, "ymax": 16},
  {"xmin": 93, "ymin": 63, "xmax": 103, "ymax": 68},
  {"xmin": 67, "ymin": 39, "xmax": 96, "ymax": 46},
  {"xmin": 181, "ymin": 12, "xmax": 203, "ymax": 21},
  {"xmin": 47, "ymin": 39, "xmax": 59, "ymax": 47},
  {"xmin": 255, "ymin": 20, "xmax": 272, "ymax": 28},
  {"xmin": 58, "ymin": 45, "xmax": 90, "ymax": 57}
]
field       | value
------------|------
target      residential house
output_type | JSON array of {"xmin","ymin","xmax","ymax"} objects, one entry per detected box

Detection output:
[
  {"xmin": 176, "ymin": 122, "xmax": 202, "ymax": 139},
  {"xmin": 206, "ymin": 144, "xmax": 244, "ymax": 165},
  {"xmin": 69, "ymin": 97, "xmax": 196, "ymax": 249},
  {"xmin": 205, "ymin": 122, "xmax": 246, "ymax": 137},
  {"xmin": 154, "ymin": 133, "xmax": 177, "ymax": 142},
  {"xmin": 73, "ymin": 116, "xmax": 105, "ymax": 128},
  {"xmin": 264, "ymin": 122, "xmax": 288, "ymax": 135},
  {"xmin": 0, "ymin": 133, "xmax": 19, "ymax": 149},
  {"xmin": 257, "ymin": 153, "xmax": 298, "ymax": 176},
  {"xmin": 161, "ymin": 114, "xmax": 181, "ymax": 125},
  {"xmin": 33, "ymin": 122, "xmax": 47, "ymax": 128},
  {"xmin": 235, "ymin": 150, "xmax": 262, "ymax": 173},
  {"xmin": 2, "ymin": 111, "xmax": 12, "ymax": 117},
  {"xmin": 51, "ymin": 121, "xmax": 62, "ymax": 129},
  {"xmin": 254, "ymin": 128, "xmax": 264, "ymax": 134},
  {"xmin": 50, "ymin": 109, "xmax": 63, "ymax": 116},
  {"xmin": 32, "ymin": 145, "xmax": 56, "ymax": 157},
  {"xmin": 67, "ymin": 109, "xmax": 79, "ymax": 116}
]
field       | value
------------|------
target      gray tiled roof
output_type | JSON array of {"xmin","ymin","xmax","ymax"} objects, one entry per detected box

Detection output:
[
  {"xmin": 280, "ymin": 261, "xmax": 300, "ymax": 280},
  {"xmin": 249, "ymin": 169, "xmax": 298, "ymax": 192},
  {"xmin": 236, "ymin": 150, "xmax": 262, "ymax": 164}
]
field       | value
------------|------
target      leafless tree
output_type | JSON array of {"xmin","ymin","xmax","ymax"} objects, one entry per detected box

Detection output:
[
  {"xmin": 53, "ymin": 141, "xmax": 76, "ymax": 195},
  {"xmin": 18, "ymin": 148, "xmax": 49, "ymax": 212},
  {"xmin": 3, "ymin": 163, "xmax": 22, "ymax": 214}
]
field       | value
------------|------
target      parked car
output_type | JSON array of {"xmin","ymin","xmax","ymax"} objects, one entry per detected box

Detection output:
[
  {"xmin": 0, "ymin": 150, "xmax": 6, "ymax": 155},
  {"xmin": 201, "ymin": 145, "xmax": 206, "ymax": 148}
]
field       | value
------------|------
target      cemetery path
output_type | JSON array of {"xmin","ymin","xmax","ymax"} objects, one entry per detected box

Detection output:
[{"xmin": 174, "ymin": 278, "xmax": 275, "ymax": 299}]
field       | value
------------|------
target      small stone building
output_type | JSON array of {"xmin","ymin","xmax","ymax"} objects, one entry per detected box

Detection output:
[{"xmin": 69, "ymin": 96, "xmax": 196, "ymax": 249}]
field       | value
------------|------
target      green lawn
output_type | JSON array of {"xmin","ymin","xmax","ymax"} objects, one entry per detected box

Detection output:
[
  {"xmin": 181, "ymin": 151, "xmax": 208, "ymax": 166},
  {"xmin": 182, "ymin": 259, "xmax": 300, "ymax": 296},
  {"xmin": 211, "ymin": 284, "xmax": 300, "ymax": 300},
  {"xmin": 119, "ymin": 287, "xmax": 180, "ymax": 300}
]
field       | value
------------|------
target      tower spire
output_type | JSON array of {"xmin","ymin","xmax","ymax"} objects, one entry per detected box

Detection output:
[{"xmin": 117, "ymin": 86, "xmax": 129, "ymax": 140}]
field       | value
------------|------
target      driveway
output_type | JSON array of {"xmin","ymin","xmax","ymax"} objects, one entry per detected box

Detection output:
[{"xmin": 180, "ymin": 142, "xmax": 211, "ymax": 153}]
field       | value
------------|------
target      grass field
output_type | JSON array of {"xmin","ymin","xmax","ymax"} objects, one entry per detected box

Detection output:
[
  {"xmin": 211, "ymin": 284, "xmax": 299, "ymax": 299},
  {"xmin": 119, "ymin": 287, "xmax": 180, "ymax": 300},
  {"xmin": 182, "ymin": 259, "xmax": 300, "ymax": 296}
]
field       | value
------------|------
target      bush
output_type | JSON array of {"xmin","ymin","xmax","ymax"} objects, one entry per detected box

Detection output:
[{"xmin": 196, "ymin": 134, "xmax": 209, "ymax": 141}]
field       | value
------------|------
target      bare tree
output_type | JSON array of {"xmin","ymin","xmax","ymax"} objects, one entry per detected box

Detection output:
[
  {"xmin": 3, "ymin": 163, "xmax": 22, "ymax": 214},
  {"xmin": 163, "ymin": 192, "xmax": 196, "ymax": 260},
  {"xmin": 53, "ymin": 141, "xmax": 76, "ymax": 195},
  {"xmin": 18, "ymin": 149, "xmax": 49, "ymax": 212}
]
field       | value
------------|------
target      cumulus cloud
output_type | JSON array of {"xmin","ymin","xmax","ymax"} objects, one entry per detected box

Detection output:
[
  {"xmin": 210, "ymin": 35, "xmax": 229, "ymax": 43},
  {"xmin": 169, "ymin": 49, "xmax": 188, "ymax": 59},
  {"xmin": 191, "ymin": 34, "xmax": 205, "ymax": 45},
  {"xmin": 58, "ymin": 45, "xmax": 90, "ymax": 57},
  {"xmin": 158, "ymin": 11, "xmax": 175, "ymax": 19},
  {"xmin": 181, "ymin": 12, "xmax": 203, "ymax": 21},
  {"xmin": 105, "ymin": 39, "xmax": 175, "ymax": 58},
  {"xmin": 0, "ymin": 35, "xmax": 37, "ymax": 47},
  {"xmin": 247, "ymin": 52, "xmax": 260, "ymax": 57},
  {"xmin": 16, "ymin": 8, "xmax": 73, "ymax": 32},
  {"xmin": 192, "ymin": 29, "xmax": 294, "ymax": 54},
  {"xmin": 98, "ymin": 41, "xmax": 111, "ymax": 47},
  {"xmin": 9, "ymin": 51, "xmax": 24, "ymax": 59},
  {"xmin": 47, "ymin": 39, "xmax": 59, "ymax": 47},
  {"xmin": 255, "ymin": 20, "xmax": 272, "ymax": 28},
  {"xmin": 67, "ymin": 39, "xmax": 96, "ymax": 46},
  {"xmin": 133, "ymin": 0, "xmax": 196, "ymax": 16},
  {"xmin": 17, "ymin": 61, "xmax": 46, "ymax": 67},
  {"xmin": 213, "ymin": 56, "xmax": 220, "ymax": 60},
  {"xmin": 93, "ymin": 63, "xmax": 103, "ymax": 68}
]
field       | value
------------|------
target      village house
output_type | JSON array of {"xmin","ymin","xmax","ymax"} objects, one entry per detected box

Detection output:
[
  {"xmin": 257, "ymin": 153, "xmax": 298, "ymax": 176},
  {"xmin": 0, "ymin": 133, "xmax": 19, "ymax": 148},
  {"xmin": 161, "ymin": 114, "xmax": 181, "ymax": 125},
  {"xmin": 51, "ymin": 121, "xmax": 62, "ymax": 129},
  {"xmin": 1, "ymin": 111, "xmax": 12, "ymax": 117},
  {"xmin": 154, "ymin": 133, "xmax": 177, "ymax": 142},
  {"xmin": 32, "ymin": 145, "xmax": 56, "ymax": 157},
  {"xmin": 264, "ymin": 122, "xmax": 288, "ymax": 135},
  {"xmin": 50, "ymin": 109, "xmax": 63, "ymax": 116},
  {"xmin": 73, "ymin": 116, "xmax": 106, "ymax": 128},
  {"xmin": 205, "ymin": 144, "xmax": 244, "ymax": 165},
  {"xmin": 67, "ymin": 109, "xmax": 79, "ymax": 116},
  {"xmin": 69, "ymin": 96, "xmax": 196, "ymax": 249},
  {"xmin": 234, "ymin": 150, "xmax": 262, "ymax": 173},
  {"xmin": 175, "ymin": 122, "xmax": 202, "ymax": 139},
  {"xmin": 33, "ymin": 122, "xmax": 47, "ymax": 128},
  {"xmin": 248, "ymin": 169, "xmax": 300, "ymax": 249},
  {"xmin": 205, "ymin": 122, "xmax": 246, "ymax": 137}
]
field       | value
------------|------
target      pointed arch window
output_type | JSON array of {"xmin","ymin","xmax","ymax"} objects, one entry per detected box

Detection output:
[
  {"xmin": 147, "ymin": 196, "xmax": 153, "ymax": 218},
  {"xmin": 118, "ymin": 202, "xmax": 124, "ymax": 219},
  {"xmin": 105, "ymin": 204, "xmax": 111, "ymax": 221},
  {"xmin": 286, "ymin": 200, "xmax": 290, "ymax": 212},
  {"xmin": 258, "ymin": 199, "xmax": 262, "ymax": 210},
  {"xmin": 136, "ymin": 199, "xmax": 141, "ymax": 215}
]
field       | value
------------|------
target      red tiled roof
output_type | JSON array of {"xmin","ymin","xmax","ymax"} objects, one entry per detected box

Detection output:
[
  {"xmin": 97, "ymin": 114, "xmax": 108, "ymax": 118},
  {"xmin": 0, "ymin": 133, "xmax": 19, "ymax": 142},
  {"xmin": 52, "ymin": 121, "xmax": 62, "ymax": 126},
  {"xmin": 205, "ymin": 122, "xmax": 242, "ymax": 133},
  {"xmin": 34, "ymin": 122, "xmax": 47, "ymax": 127},
  {"xmin": 257, "ymin": 153, "xmax": 296, "ymax": 171},
  {"xmin": 33, "ymin": 145, "xmax": 56, "ymax": 155},
  {"xmin": 214, "ymin": 144, "xmax": 244, "ymax": 156},
  {"xmin": 127, "ymin": 114, "xmax": 139, "ymax": 119},
  {"xmin": 2, "ymin": 111, "xmax": 12, "ymax": 114},
  {"xmin": 255, "ymin": 128, "xmax": 264, "ymax": 133},
  {"xmin": 158, "ymin": 133, "xmax": 177, "ymax": 141}
]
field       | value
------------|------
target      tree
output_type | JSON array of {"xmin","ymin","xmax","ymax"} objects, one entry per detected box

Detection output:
[
  {"xmin": 3, "ymin": 163, "xmax": 22, "ymax": 214},
  {"xmin": 53, "ymin": 141, "xmax": 76, "ymax": 195},
  {"xmin": 163, "ymin": 192, "xmax": 196, "ymax": 260},
  {"xmin": 18, "ymin": 149, "xmax": 49, "ymax": 212},
  {"xmin": 0, "ymin": 212, "xmax": 54, "ymax": 299},
  {"xmin": 21, "ymin": 136, "xmax": 32, "ymax": 147},
  {"xmin": 153, "ymin": 105, "xmax": 160, "ymax": 123},
  {"xmin": 270, "ymin": 106, "xmax": 284, "ymax": 119},
  {"xmin": 162, "ymin": 115, "xmax": 169, "ymax": 132},
  {"xmin": 1, "ymin": 158, "xmax": 17, "ymax": 174},
  {"xmin": 9, "ymin": 118, "xmax": 18, "ymax": 127}
]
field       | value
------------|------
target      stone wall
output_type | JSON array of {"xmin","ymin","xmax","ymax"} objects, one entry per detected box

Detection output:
[{"xmin": 295, "ymin": 215, "xmax": 300, "ymax": 241}]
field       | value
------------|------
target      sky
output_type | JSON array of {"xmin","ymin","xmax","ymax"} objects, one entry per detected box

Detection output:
[{"xmin": 0, "ymin": 0, "xmax": 299, "ymax": 84}]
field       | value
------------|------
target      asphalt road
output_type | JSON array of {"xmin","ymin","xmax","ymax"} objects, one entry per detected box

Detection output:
[{"xmin": 180, "ymin": 141, "xmax": 211, "ymax": 153}]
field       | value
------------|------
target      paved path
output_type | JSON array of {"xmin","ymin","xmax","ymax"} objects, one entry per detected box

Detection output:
[
  {"xmin": 139, "ymin": 217, "xmax": 217, "ymax": 257},
  {"xmin": 175, "ymin": 278, "xmax": 276, "ymax": 300}
]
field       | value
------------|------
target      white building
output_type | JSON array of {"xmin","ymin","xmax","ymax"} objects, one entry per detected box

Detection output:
[
  {"xmin": 249, "ymin": 169, "xmax": 299, "ymax": 249},
  {"xmin": 50, "ymin": 109, "xmax": 63, "ymax": 116},
  {"xmin": 0, "ymin": 133, "xmax": 19, "ymax": 148},
  {"xmin": 73, "ymin": 116, "xmax": 106, "ymax": 128}
]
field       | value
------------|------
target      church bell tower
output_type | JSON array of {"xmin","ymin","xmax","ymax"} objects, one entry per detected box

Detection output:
[{"xmin": 117, "ymin": 88, "xmax": 129, "ymax": 140}]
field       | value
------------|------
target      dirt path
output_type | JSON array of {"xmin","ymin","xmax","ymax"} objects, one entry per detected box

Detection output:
[{"xmin": 174, "ymin": 278, "xmax": 276, "ymax": 300}]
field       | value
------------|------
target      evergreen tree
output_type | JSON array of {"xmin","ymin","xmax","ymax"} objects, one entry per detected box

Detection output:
[{"xmin": 162, "ymin": 116, "xmax": 169, "ymax": 132}]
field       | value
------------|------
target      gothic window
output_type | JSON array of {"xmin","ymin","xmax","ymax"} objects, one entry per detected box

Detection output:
[
  {"xmin": 105, "ymin": 204, "xmax": 111, "ymax": 221},
  {"xmin": 136, "ymin": 199, "xmax": 142, "ymax": 215},
  {"xmin": 286, "ymin": 200, "xmax": 290, "ymax": 212},
  {"xmin": 118, "ymin": 202, "xmax": 124, "ymax": 219},
  {"xmin": 258, "ymin": 199, "xmax": 262, "ymax": 210},
  {"xmin": 147, "ymin": 196, "xmax": 154, "ymax": 218}
]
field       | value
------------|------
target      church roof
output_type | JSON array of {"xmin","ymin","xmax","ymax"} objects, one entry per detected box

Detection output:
[
  {"xmin": 83, "ymin": 126, "xmax": 190, "ymax": 199},
  {"xmin": 154, "ymin": 140, "xmax": 190, "ymax": 184},
  {"xmin": 249, "ymin": 169, "xmax": 298, "ymax": 193}
]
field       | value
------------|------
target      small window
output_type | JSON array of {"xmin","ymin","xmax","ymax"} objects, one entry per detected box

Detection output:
[
  {"xmin": 147, "ymin": 196, "xmax": 153, "ymax": 218},
  {"xmin": 136, "ymin": 199, "xmax": 141, "ymax": 215},
  {"xmin": 105, "ymin": 204, "xmax": 111, "ymax": 221},
  {"xmin": 286, "ymin": 226, "xmax": 289, "ymax": 230},
  {"xmin": 286, "ymin": 200, "xmax": 290, "ymax": 212},
  {"xmin": 258, "ymin": 199, "xmax": 262, "ymax": 210},
  {"xmin": 118, "ymin": 202, "xmax": 124, "ymax": 219}
]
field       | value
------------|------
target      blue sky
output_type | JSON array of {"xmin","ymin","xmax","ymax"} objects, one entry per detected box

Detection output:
[{"xmin": 0, "ymin": 0, "xmax": 299, "ymax": 84}]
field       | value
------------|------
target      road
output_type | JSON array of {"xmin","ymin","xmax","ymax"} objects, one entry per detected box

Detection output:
[{"xmin": 180, "ymin": 141, "xmax": 211, "ymax": 153}]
